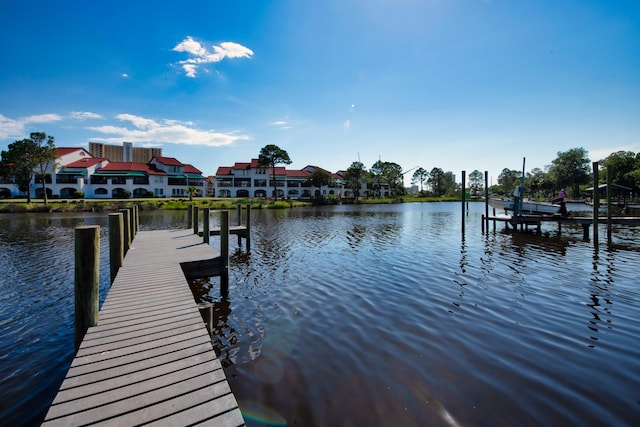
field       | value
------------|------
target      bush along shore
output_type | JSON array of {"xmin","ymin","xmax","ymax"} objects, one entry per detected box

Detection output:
[{"xmin": 0, "ymin": 195, "xmax": 467, "ymax": 213}]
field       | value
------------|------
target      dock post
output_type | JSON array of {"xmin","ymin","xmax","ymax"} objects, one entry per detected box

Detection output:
[
  {"xmin": 606, "ymin": 165, "xmax": 612, "ymax": 246},
  {"xmin": 198, "ymin": 302, "xmax": 214, "ymax": 337},
  {"xmin": 461, "ymin": 170, "xmax": 466, "ymax": 233},
  {"xmin": 187, "ymin": 204, "xmax": 193, "ymax": 229},
  {"xmin": 193, "ymin": 206, "xmax": 199, "ymax": 235},
  {"xmin": 127, "ymin": 206, "xmax": 136, "ymax": 240},
  {"xmin": 246, "ymin": 205, "xmax": 251, "ymax": 252},
  {"xmin": 133, "ymin": 205, "xmax": 139, "ymax": 235},
  {"xmin": 220, "ymin": 210, "xmax": 229, "ymax": 296},
  {"xmin": 108, "ymin": 212, "xmax": 124, "ymax": 284},
  {"xmin": 75, "ymin": 225, "xmax": 100, "ymax": 351},
  {"xmin": 119, "ymin": 208, "xmax": 131, "ymax": 254},
  {"xmin": 592, "ymin": 162, "xmax": 599, "ymax": 245},
  {"xmin": 203, "ymin": 208, "xmax": 210, "ymax": 244},
  {"xmin": 484, "ymin": 171, "xmax": 489, "ymax": 232},
  {"xmin": 237, "ymin": 204, "xmax": 242, "ymax": 246}
]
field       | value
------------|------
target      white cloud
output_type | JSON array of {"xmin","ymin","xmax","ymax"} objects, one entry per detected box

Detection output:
[
  {"xmin": 87, "ymin": 113, "xmax": 250, "ymax": 147},
  {"xmin": 23, "ymin": 114, "xmax": 64, "ymax": 124},
  {"xmin": 0, "ymin": 113, "xmax": 63, "ymax": 139},
  {"xmin": 70, "ymin": 111, "xmax": 103, "ymax": 120},
  {"xmin": 172, "ymin": 36, "xmax": 254, "ymax": 78}
]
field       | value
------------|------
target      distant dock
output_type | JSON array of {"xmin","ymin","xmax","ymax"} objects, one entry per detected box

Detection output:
[{"xmin": 42, "ymin": 228, "xmax": 245, "ymax": 426}]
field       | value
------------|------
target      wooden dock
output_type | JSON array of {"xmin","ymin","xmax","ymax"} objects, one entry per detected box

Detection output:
[
  {"xmin": 42, "ymin": 229, "xmax": 245, "ymax": 426},
  {"xmin": 485, "ymin": 213, "xmax": 640, "ymax": 238}
]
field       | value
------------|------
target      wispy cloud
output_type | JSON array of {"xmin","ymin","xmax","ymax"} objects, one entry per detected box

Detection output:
[
  {"xmin": 0, "ymin": 113, "xmax": 63, "ymax": 139},
  {"xmin": 271, "ymin": 119, "xmax": 292, "ymax": 130},
  {"xmin": 172, "ymin": 36, "xmax": 254, "ymax": 78},
  {"xmin": 87, "ymin": 113, "xmax": 250, "ymax": 147},
  {"xmin": 70, "ymin": 111, "xmax": 104, "ymax": 120}
]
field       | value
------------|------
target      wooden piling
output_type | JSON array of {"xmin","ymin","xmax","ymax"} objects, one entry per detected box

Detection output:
[
  {"xmin": 220, "ymin": 210, "xmax": 230, "ymax": 296},
  {"xmin": 127, "ymin": 206, "xmax": 136, "ymax": 239},
  {"xmin": 187, "ymin": 204, "xmax": 193, "ymax": 229},
  {"xmin": 606, "ymin": 165, "xmax": 612, "ymax": 246},
  {"xmin": 246, "ymin": 205, "xmax": 252, "ymax": 252},
  {"xmin": 484, "ymin": 171, "xmax": 489, "ymax": 232},
  {"xmin": 119, "ymin": 208, "xmax": 131, "ymax": 254},
  {"xmin": 592, "ymin": 162, "xmax": 599, "ymax": 245},
  {"xmin": 461, "ymin": 170, "xmax": 466, "ymax": 233},
  {"xmin": 193, "ymin": 206, "xmax": 199, "ymax": 235},
  {"xmin": 203, "ymin": 208, "xmax": 210, "ymax": 244},
  {"xmin": 220, "ymin": 210, "xmax": 229, "ymax": 266},
  {"xmin": 108, "ymin": 213, "xmax": 124, "ymax": 284},
  {"xmin": 198, "ymin": 302, "xmax": 214, "ymax": 337},
  {"xmin": 74, "ymin": 225, "xmax": 100, "ymax": 351}
]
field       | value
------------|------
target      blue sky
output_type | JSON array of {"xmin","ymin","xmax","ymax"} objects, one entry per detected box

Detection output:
[{"xmin": 1, "ymin": 0, "xmax": 639, "ymax": 185}]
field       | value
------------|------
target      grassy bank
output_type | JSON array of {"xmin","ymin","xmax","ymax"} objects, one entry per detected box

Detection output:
[
  {"xmin": 0, "ymin": 195, "xmax": 479, "ymax": 213},
  {"xmin": 0, "ymin": 197, "xmax": 313, "ymax": 213}
]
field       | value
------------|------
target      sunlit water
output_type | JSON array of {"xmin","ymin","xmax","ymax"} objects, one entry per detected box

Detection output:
[{"xmin": 1, "ymin": 203, "xmax": 639, "ymax": 426}]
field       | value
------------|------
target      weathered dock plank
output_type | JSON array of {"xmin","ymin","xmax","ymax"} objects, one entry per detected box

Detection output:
[{"xmin": 43, "ymin": 230, "xmax": 244, "ymax": 426}]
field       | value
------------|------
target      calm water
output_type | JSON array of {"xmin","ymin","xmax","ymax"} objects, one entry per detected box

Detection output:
[{"xmin": 1, "ymin": 203, "xmax": 639, "ymax": 426}]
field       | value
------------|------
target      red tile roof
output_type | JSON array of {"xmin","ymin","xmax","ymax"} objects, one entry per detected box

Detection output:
[
  {"xmin": 153, "ymin": 156, "xmax": 184, "ymax": 166},
  {"xmin": 97, "ymin": 162, "xmax": 166, "ymax": 175},
  {"xmin": 56, "ymin": 147, "xmax": 86, "ymax": 157},
  {"xmin": 65, "ymin": 157, "xmax": 106, "ymax": 168},
  {"xmin": 286, "ymin": 170, "xmax": 310, "ymax": 178},
  {"xmin": 183, "ymin": 164, "xmax": 202, "ymax": 174},
  {"xmin": 215, "ymin": 166, "xmax": 233, "ymax": 176}
]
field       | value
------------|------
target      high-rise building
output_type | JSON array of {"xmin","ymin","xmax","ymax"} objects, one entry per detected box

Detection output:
[{"xmin": 88, "ymin": 142, "xmax": 162, "ymax": 163}]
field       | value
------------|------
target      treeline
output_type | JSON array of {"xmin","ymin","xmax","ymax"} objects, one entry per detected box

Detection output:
[
  {"xmin": 342, "ymin": 147, "xmax": 640, "ymax": 200},
  {"xmin": 488, "ymin": 147, "xmax": 640, "ymax": 199}
]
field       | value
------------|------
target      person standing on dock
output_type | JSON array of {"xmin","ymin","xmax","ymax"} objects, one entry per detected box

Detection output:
[{"xmin": 552, "ymin": 189, "xmax": 569, "ymax": 216}]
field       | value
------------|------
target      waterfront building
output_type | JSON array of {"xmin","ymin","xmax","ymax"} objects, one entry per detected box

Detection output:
[
  {"xmin": 0, "ymin": 147, "xmax": 205, "ymax": 199},
  {"xmin": 213, "ymin": 159, "xmax": 352, "ymax": 199}
]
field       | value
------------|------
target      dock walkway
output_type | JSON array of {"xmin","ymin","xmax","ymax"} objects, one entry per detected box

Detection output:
[{"xmin": 43, "ymin": 229, "xmax": 244, "ymax": 426}]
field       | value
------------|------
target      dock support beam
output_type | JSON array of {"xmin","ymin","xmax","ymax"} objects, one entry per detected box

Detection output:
[
  {"xmin": 246, "ymin": 206, "xmax": 252, "ymax": 252},
  {"xmin": 75, "ymin": 225, "xmax": 100, "ymax": 351},
  {"xmin": 119, "ymin": 208, "xmax": 131, "ymax": 254},
  {"xmin": 108, "ymin": 213, "xmax": 124, "ymax": 284},
  {"xmin": 203, "ymin": 208, "xmax": 210, "ymax": 244},
  {"xmin": 198, "ymin": 302, "xmax": 214, "ymax": 337},
  {"xmin": 193, "ymin": 206, "xmax": 199, "ymax": 235},
  {"xmin": 592, "ymin": 162, "xmax": 599, "ymax": 246}
]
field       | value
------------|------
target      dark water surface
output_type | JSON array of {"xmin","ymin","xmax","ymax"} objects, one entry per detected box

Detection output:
[{"xmin": 1, "ymin": 203, "xmax": 639, "ymax": 426}]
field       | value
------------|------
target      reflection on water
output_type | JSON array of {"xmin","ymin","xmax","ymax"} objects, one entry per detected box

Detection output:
[{"xmin": 1, "ymin": 204, "xmax": 639, "ymax": 426}]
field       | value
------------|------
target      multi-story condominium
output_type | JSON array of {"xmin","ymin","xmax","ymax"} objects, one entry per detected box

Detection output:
[
  {"xmin": 88, "ymin": 141, "xmax": 163, "ymax": 163},
  {"xmin": 213, "ymin": 159, "xmax": 352, "ymax": 199},
  {"xmin": 0, "ymin": 148, "xmax": 205, "ymax": 199}
]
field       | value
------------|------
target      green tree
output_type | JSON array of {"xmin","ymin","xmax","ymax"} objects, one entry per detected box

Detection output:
[
  {"xmin": 442, "ymin": 171, "xmax": 458, "ymax": 196},
  {"xmin": 379, "ymin": 161, "xmax": 403, "ymax": 196},
  {"xmin": 306, "ymin": 168, "xmax": 332, "ymax": 200},
  {"xmin": 344, "ymin": 161, "xmax": 366, "ymax": 200},
  {"xmin": 548, "ymin": 147, "xmax": 591, "ymax": 197},
  {"xmin": 428, "ymin": 167, "xmax": 445, "ymax": 196},
  {"xmin": 370, "ymin": 160, "xmax": 385, "ymax": 197},
  {"xmin": 497, "ymin": 168, "xmax": 521, "ymax": 195},
  {"xmin": 411, "ymin": 167, "xmax": 428, "ymax": 193},
  {"xmin": 526, "ymin": 167, "xmax": 553, "ymax": 199},
  {"xmin": 187, "ymin": 185, "xmax": 198, "ymax": 201},
  {"xmin": 258, "ymin": 144, "xmax": 292, "ymax": 201},
  {"xmin": 1, "ymin": 132, "xmax": 57, "ymax": 204},
  {"xmin": 468, "ymin": 170, "xmax": 484, "ymax": 196},
  {"xmin": 600, "ymin": 151, "xmax": 638, "ymax": 190},
  {"xmin": 31, "ymin": 133, "xmax": 57, "ymax": 205}
]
